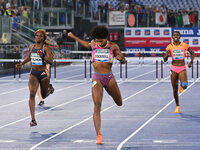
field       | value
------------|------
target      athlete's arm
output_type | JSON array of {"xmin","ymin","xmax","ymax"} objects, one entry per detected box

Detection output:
[
  {"xmin": 68, "ymin": 32, "xmax": 90, "ymax": 48},
  {"xmin": 187, "ymin": 47, "xmax": 194, "ymax": 68},
  {"xmin": 16, "ymin": 45, "xmax": 32, "ymax": 69},
  {"xmin": 111, "ymin": 43, "xmax": 126, "ymax": 64},
  {"xmin": 163, "ymin": 50, "xmax": 170, "ymax": 62}
]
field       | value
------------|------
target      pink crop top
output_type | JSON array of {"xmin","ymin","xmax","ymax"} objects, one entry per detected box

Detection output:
[{"xmin": 92, "ymin": 41, "xmax": 114, "ymax": 63}]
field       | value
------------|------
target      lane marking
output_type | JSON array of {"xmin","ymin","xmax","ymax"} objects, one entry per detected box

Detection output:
[
  {"xmin": 0, "ymin": 64, "xmax": 154, "ymax": 108},
  {"xmin": 29, "ymin": 78, "xmax": 165, "ymax": 150},
  {"xmin": 0, "ymin": 87, "xmax": 27, "ymax": 96},
  {"xmin": 0, "ymin": 93, "xmax": 91, "ymax": 130},
  {"xmin": 73, "ymin": 140, "xmax": 95, "ymax": 143},
  {"xmin": 0, "ymin": 140, "xmax": 16, "ymax": 143},
  {"xmin": 117, "ymin": 79, "xmax": 198, "ymax": 150},
  {"xmin": 0, "ymin": 82, "xmax": 87, "ymax": 109},
  {"xmin": 153, "ymin": 140, "xmax": 177, "ymax": 143}
]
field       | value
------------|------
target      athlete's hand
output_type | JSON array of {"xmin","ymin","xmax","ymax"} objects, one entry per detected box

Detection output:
[
  {"xmin": 188, "ymin": 61, "xmax": 193, "ymax": 68},
  {"xmin": 116, "ymin": 55, "xmax": 126, "ymax": 64},
  {"xmin": 166, "ymin": 50, "xmax": 170, "ymax": 56},
  {"xmin": 37, "ymin": 50, "xmax": 43, "ymax": 58},
  {"xmin": 15, "ymin": 63, "xmax": 22, "ymax": 70},
  {"xmin": 68, "ymin": 32, "xmax": 75, "ymax": 39}
]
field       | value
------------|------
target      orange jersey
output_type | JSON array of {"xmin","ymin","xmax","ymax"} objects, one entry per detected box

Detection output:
[{"xmin": 166, "ymin": 42, "xmax": 189, "ymax": 60}]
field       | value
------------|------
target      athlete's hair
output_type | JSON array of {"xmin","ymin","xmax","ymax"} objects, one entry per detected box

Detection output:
[
  {"xmin": 91, "ymin": 25, "xmax": 109, "ymax": 39},
  {"xmin": 35, "ymin": 29, "xmax": 56, "ymax": 58},
  {"xmin": 35, "ymin": 29, "xmax": 54, "ymax": 46},
  {"xmin": 35, "ymin": 29, "xmax": 47, "ymax": 41},
  {"xmin": 173, "ymin": 31, "xmax": 181, "ymax": 36}
]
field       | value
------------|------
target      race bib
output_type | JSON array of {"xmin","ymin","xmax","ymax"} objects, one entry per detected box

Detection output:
[
  {"xmin": 173, "ymin": 49, "xmax": 184, "ymax": 60},
  {"xmin": 31, "ymin": 53, "xmax": 42, "ymax": 65},
  {"xmin": 94, "ymin": 49, "xmax": 110, "ymax": 62}
]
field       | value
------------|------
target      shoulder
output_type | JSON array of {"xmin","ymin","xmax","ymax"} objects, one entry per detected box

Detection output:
[
  {"xmin": 166, "ymin": 44, "xmax": 172, "ymax": 50},
  {"xmin": 29, "ymin": 44, "xmax": 34, "ymax": 49},
  {"xmin": 181, "ymin": 42, "xmax": 189, "ymax": 48},
  {"xmin": 29, "ymin": 44, "xmax": 34, "ymax": 52},
  {"xmin": 90, "ymin": 40, "xmax": 96, "ymax": 48},
  {"xmin": 110, "ymin": 42, "xmax": 118, "ymax": 49}
]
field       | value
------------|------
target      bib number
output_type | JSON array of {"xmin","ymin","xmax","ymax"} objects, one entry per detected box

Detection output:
[
  {"xmin": 173, "ymin": 49, "xmax": 184, "ymax": 60},
  {"xmin": 31, "ymin": 53, "xmax": 42, "ymax": 65}
]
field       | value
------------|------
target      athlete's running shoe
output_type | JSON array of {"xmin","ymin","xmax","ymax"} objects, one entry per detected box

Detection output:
[
  {"xmin": 38, "ymin": 101, "xmax": 44, "ymax": 106},
  {"xmin": 30, "ymin": 120, "xmax": 37, "ymax": 127},
  {"xmin": 179, "ymin": 86, "xmax": 184, "ymax": 93},
  {"xmin": 96, "ymin": 131, "xmax": 103, "ymax": 144},
  {"xmin": 174, "ymin": 106, "xmax": 180, "ymax": 113}
]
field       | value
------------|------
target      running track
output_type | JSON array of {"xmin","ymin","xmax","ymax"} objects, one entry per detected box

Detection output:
[{"xmin": 0, "ymin": 58, "xmax": 200, "ymax": 150}]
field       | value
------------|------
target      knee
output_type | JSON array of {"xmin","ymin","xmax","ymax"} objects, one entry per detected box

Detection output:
[
  {"xmin": 30, "ymin": 93, "xmax": 35, "ymax": 100},
  {"xmin": 182, "ymin": 82, "xmax": 188, "ymax": 89},
  {"xmin": 94, "ymin": 101, "xmax": 101, "ymax": 109}
]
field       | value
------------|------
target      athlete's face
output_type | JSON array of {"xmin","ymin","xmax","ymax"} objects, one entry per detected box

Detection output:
[
  {"xmin": 95, "ymin": 39, "xmax": 107, "ymax": 47},
  {"xmin": 35, "ymin": 32, "xmax": 44, "ymax": 43},
  {"xmin": 172, "ymin": 32, "xmax": 180, "ymax": 42}
]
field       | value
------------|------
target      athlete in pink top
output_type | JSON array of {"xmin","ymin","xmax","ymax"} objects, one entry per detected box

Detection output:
[
  {"xmin": 164, "ymin": 31, "xmax": 194, "ymax": 113},
  {"xmin": 68, "ymin": 26, "xmax": 126, "ymax": 144}
]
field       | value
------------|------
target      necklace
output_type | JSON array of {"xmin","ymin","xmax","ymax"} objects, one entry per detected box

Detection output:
[{"xmin": 98, "ymin": 41, "xmax": 108, "ymax": 48}]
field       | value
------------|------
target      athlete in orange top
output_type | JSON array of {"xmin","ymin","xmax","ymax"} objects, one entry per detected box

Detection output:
[{"xmin": 164, "ymin": 31, "xmax": 194, "ymax": 113}]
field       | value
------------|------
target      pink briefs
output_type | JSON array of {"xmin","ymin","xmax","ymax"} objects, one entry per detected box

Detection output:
[{"xmin": 170, "ymin": 65, "xmax": 186, "ymax": 74}]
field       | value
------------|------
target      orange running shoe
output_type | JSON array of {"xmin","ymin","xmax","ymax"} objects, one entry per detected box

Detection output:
[
  {"xmin": 96, "ymin": 131, "xmax": 103, "ymax": 144},
  {"xmin": 174, "ymin": 106, "xmax": 180, "ymax": 113},
  {"xmin": 179, "ymin": 86, "xmax": 184, "ymax": 93}
]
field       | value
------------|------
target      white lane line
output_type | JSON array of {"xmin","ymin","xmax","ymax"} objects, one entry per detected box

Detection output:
[
  {"xmin": 0, "ymin": 87, "xmax": 27, "ymax": 96},
  {"xmin": 0, "ymin": 64, "xmax": 151, "ymax": 109},
  {"xmin": 0, "ymin": 82, "xmax": 14, "ymax": 86},
  {"xmin": 29, "ymin": 79, "xmax": 164, "ymax": 150},
  {"xmin": 0, "ymin": 93, "xmax": 91, "ymax": 130},
  {"xmin": 0, "ymin": 82, "xmax": 87, "ymax": 109},
  {"xmin": 117, "ymin": 79, "xmax": 198, "ymax": 150},
  {"xmin": 73, "ymin": 140, "xmax": 95, "ymax": 143},
  {"xmin": 153, "ymin": 140, "xmax": 177, "ymax": 143},
  {"xmin": 0, "ymin": 140, "xmax": 16, "ymax": 143},
  {"xmin": 0, "ymin": 64, "xmax": 161, "ymax": 149}
]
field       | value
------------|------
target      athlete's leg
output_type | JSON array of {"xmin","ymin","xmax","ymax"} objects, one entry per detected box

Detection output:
[
  {"xmin": 37, "ymin": 85, "xmax": 44, "ymax": 105},
  {"xmin": 105, "ymin": 77, "xmax": 122, "ymax": 106},
  {"xmin": 179, "ymin": 70, "xmax": 188, "ymax": 89},
  {"xmin": 92, "ymin": 80, "xmax": 103, "ymax": 136},
  {"xmin": 29, "ymin": 74, "xmax": 39, "ymax": 121},
  {"xmin": 171, "ymin": 71, "xmax": 179, "ymax": 106},
  {"xmin": 40, "ymin": 77, "xmax": 53, "ymax": 99}
]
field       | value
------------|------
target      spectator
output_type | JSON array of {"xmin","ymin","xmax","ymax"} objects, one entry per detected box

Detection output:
[
  {"xmin": 189, "ymin": 8, "xmax": 195, "ymax": 27},
  {"xmin": 194, "ymin": 8, "xmax": 199, "ymax": 27},
  {"xmin": 62, "ymin": 29, "xmax": 68, "ymax": 43},
  {"xmin": 176, "ymin": 10, "xmax": 183, "ymax": 27},
  {"xmin": 6, "ymin": 0, "xmax": 11, "ymax": 9},
  {"xmin": 13, "ymin": 0, "xmax": 17, "ymax": 8},
  {"xmin": 33, "ymin": 0, "xmax": 40, "ymax": 10},
  {"xmin": 81, "ymin": 32, "xmax": 91, "ymax": 51},
  {"xmin": 0, "ymin": 6, "xmax": 4, "ymax": 16},
  {"xmin": 12, "ymin": 13, "xmax": 19, "ymax": 30},
  {"xmin": 4, "ymin": 6, "xmax": 13, "ymax": 17},
  {"xmin": 22, "ymin": 7, "xmax": 29, "ymax": 25},
  {"xmin": 56, "ymin": 32, "xmax": 63, "ymax": 46},
  {"xmin": 13, "ymin": 46, "xmax": 19, "ymax": 54}
]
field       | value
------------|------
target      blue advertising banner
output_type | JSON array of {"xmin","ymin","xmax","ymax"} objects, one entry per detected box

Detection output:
[{"xmin": 172, "ymin": 28, "xmax": 200, "ymax": 37}]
